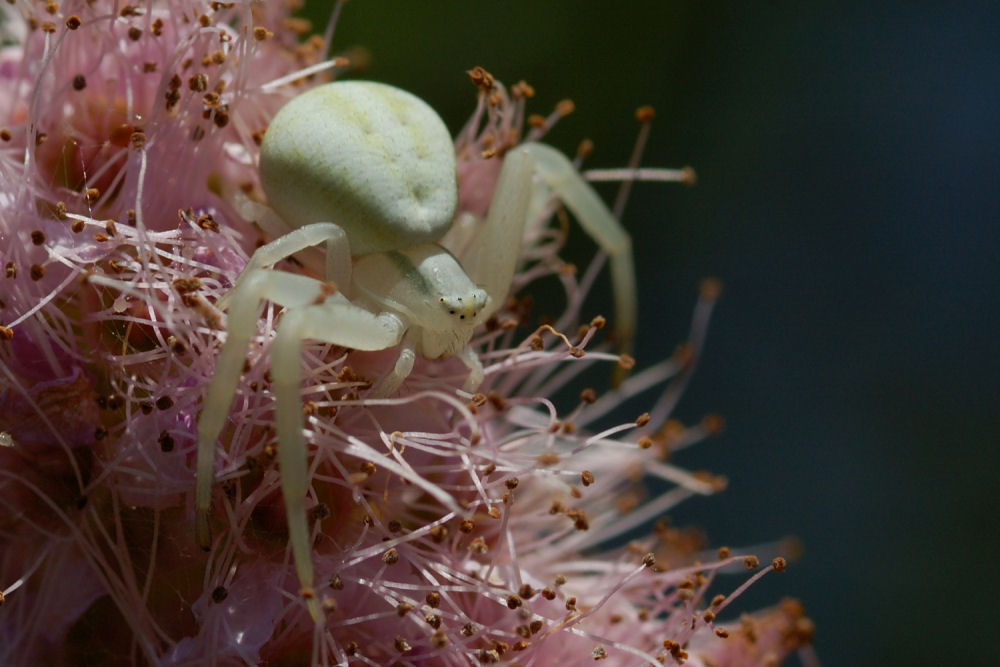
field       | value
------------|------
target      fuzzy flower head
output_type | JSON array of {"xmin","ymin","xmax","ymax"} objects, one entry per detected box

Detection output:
[{"xmin": 1, "ymin": 1, "xmax": 813, "ymax": 665}]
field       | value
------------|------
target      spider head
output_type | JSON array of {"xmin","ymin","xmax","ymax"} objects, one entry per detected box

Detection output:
[{"xmin": 439, "ymin": 290, "xmax": 488, "ymax": 323}]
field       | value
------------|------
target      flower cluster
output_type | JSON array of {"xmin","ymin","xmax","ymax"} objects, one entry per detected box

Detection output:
[{"xmin": 0, "ymin": 1, "xmax": 813, "ymax": 665}]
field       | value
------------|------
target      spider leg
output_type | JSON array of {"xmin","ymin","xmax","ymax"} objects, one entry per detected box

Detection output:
[
  {"xmin": 196, "ymin": 270, "xmax": 348, "ymax": 550},
  {"xmin": 462, "ymin": 146, "xmax": 534, "ymax": 317},
  {"xmin": 217, "ymin": 221, "xmax": 352, "ymax": 310},
  {"xmin": 270, "ymin": 301, "xmax": 405, "ymax": 620},
  {"xmin": 523, "ymin": 142, "xmax": 637, "ymax": 361}
]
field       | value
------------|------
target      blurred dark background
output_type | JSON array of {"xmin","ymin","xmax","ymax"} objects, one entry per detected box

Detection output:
[{"xmin": 312, "ymin": 2, "xmax": 1000, "ymax": 664}]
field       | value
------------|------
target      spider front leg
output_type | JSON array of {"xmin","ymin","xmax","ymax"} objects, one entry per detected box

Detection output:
[
  {"xmin": 216, "ymin": 221, "xmax": 353, "ymax": 310},
  {"xmin": 195, "ymin": 269, "xmax": 352, "ymax": 550},
  {"xmin": 269, "ymin": 299, "xmax": 406, "ymax": 620},
  {"xmin": 523, "ymin": 142, "xmax": 637, "ymax": 360}
]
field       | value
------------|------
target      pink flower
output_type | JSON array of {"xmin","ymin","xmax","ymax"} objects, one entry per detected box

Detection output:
[{"xmin": 0, "ymin": 2, "xmax": 813, "ymax": 664}]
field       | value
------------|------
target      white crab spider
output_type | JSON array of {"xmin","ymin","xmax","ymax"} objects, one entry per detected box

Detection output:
[{"xmin": 195, "ymin": 81, "xmax": 636, "ymax": 618}]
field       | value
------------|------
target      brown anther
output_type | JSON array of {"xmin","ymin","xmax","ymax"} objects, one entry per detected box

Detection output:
[
  {"xmin": 156, "ymin": 396, "xmax": 173, "ymax": 410},
  {"xmin": 84, "ymin": 187, "xmax": 100, "ymax": 203},
  {"xmin": 41, "ymin": 21, "xmax": 57, "ymax": 34},
  {"xmin": 0, "ymin": 327, "xmax": 12, "ymax": 341},
  {"xmin": 173, "ymin": 277, "xmax": 202, "ymax": 294},
  {"xmin": 189, "ymin": 73, "xmax": 208, "ymax": 92},
  {"xmin": 395, "ymin": 601, "xmax": 413, "ymax": 616},
  {"xmin": 299, "ymin": 586, "xmax": 315, "ymax": 599},
  {"xmin": 642, "ymin": 553, "xmax": 656, "ymax": 568},
  {"xmin": 70, "ymin": 219, "xmax": 84, "ymax": 233},
  {"xmin": 772, "ymin": 556, "xmax": 787, "ymax": 572},
  {"xmin": 680, "ymin": 165, "xmax": 698, "ymax": 186},
  {"xmin": 70, "ymin": 73, "xmax": 86, "ymax": 90},
  {"xmin": 529, "ymin": 335, "xmax": 544, "ymax": 351},
  {"xmin": 699, "ymin": 276, "xmax": 723, "ymax": 301},
  {"xmin": 196, "ymin": 213, "xmax": 219, "ymax": 232},
  {"xmin": 104, "ymin": 220, "xmax": 116, "ymax": 236},
  {"xmin": 382, "ymin": 548, "xmax": 399, "ymax": 565},
  {"xmin": 211, "ymin": 586, "xmax": 227, "ymax": 602},
  {"xmin": 202, "ymin": 91, "xmax": 220, "ymax": 107},
  {"xmin": 210, "ymin": 49, "xmax": 226, "ymax": 65},
  {"xmin": 637, "ymin": 436, "xmax": 653, "ymax": 450},
  {"xmin": 127, "ymin": 209, "xmax": 136, "ymax": 226},
  {"xmin": 30, "ymin": 264, "xmax": 45, "ymax": 281},
  {"xmin": 504, "ymin": 477, "xmax": 519, "ymax": 490},
  {"xmin": 618, "ymin": 353, "xmax": 635, "ymax": 370},
  {"xmin": 581, "ymin": 470, "xmax": 595, "ymax": 486},
  {"xmin": 158, "ymin": 431, "xmax": 174, "ymax": 452},
  {"xmin": 426, "ymin": 523, "xmax": 447, "ymax": 543},
  {"xmin": 164, "ymin": 88, "xmax": 181, "ymax": 111},
  {"xmin": 715, "ymin": 628, "xmax": 730, "ymax": 638},
  {"xmin": 65, "ymin": 15, "xmax": 82, "ymax": 29},
  {"xmin": 431, "ymin": 630, "xmax": 448, "ymax": 647},
  {"xmin": 468, "ymin": 536, "xmax": 488, "ymax": 554},
  {"xmin": 635, "ymin": 105, "xmax": 656, "ymax": 123},
  {"xmin": 119, "ymin": 5, "xmax": 140, "ymax": 17},
  {"xmin": 92, "ymin": 233, "xmax": 108, "ymax": 243},
  {"xmin": 459, "ymin": 518, "xmax": 475, "ymax": 533},
  {"xmin": 466, "ymin": 66, "xmax": 495, "ymax": 92},
  {"xmin": 127, "ymin": 26, "xmax": 142, "ymax": 41},
  {"xmin": 0, "ymin": 129, "xmax": 10, "ymax": 142},
  {"xmin": 151, "ymin": 18, "xmax": 163, "ymax": 36},
  {"xmin": 30, "ymin": 230, "xmax": 45, "ymax": 246},
  {"xmin": 635, "ymin": 412, "xmax": 651, "ymax": 427},
  {"xmin": 536, "ymin": 452, "xmax": 560, "ymax": 466},
  {"xmin": 702, "ymin": 413, "xmax": 725, "ymax": 435},
  {"xmin": 253, "ymin": 26, "xmax": 272, "ymax": 40},
  {"xmin": 717, "ymin": 546, "xmax": 731, "ymax": 560},
  {"xmin": 567, "ymin": 509, "xmax": 589, "ymax": 531},
  {"xmin": 527, "ymin": 114, "xmax": 546, "ymax": 129},
  {"xmin": 744, "ymin": 555, "xmax": 760, "ymax": 570},
  {"xmin": 4, "ymin": 262, "xmax": 14, "ymax": 278},
  {"xmin": 344, "ymin": 642, "xmax": 358, "ymax": 656},
  {"xmin": 35, "ymin": 132, "xmax": 48, "ymax": 145},
  {"xmin": 506, "ymin": 595, "xmax": 521, "ymax": 609},
  {"xmin": 556, "ymin": 99, "xmax": 575, "ymax": 116},
  {"xmin": 125, "ymin": 129, "xmax": 146, "ymax": 150},
  {"xmin": 711, "ymin": 594, "xmax": 726, "ymax": 607}
]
